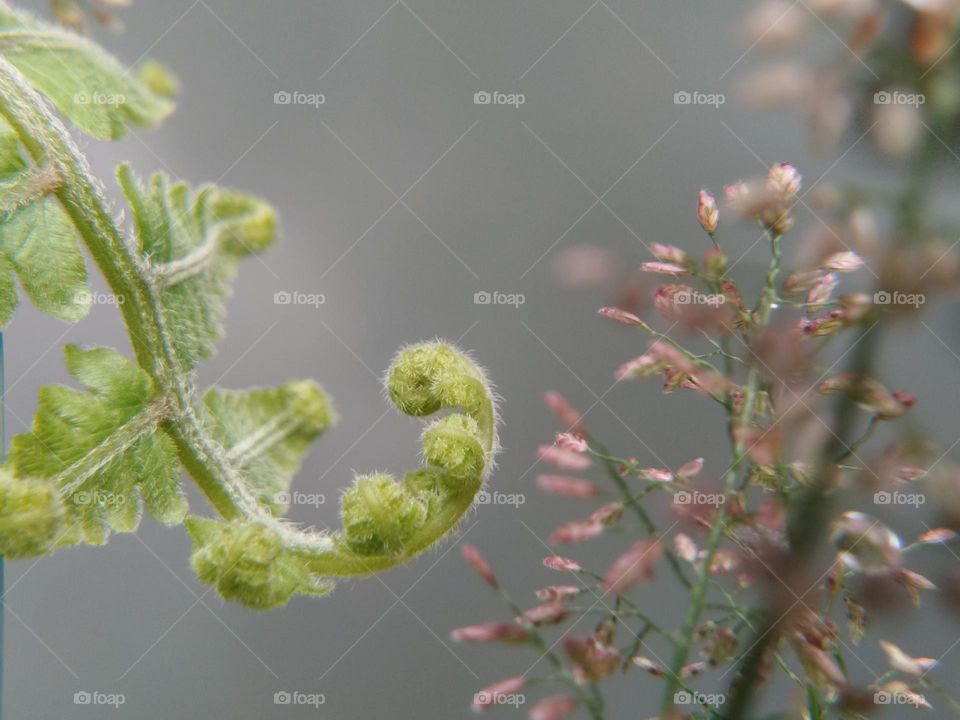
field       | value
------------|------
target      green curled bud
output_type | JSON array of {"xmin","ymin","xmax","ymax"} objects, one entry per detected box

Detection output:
[
  {"xmin": 284, "ymin": 380, "xmax": 336, "ymax": 432},
  {"xmin": 340, "ymin": 473, "xmax": 428, "ymax": 555},
  {"xmin": 422, "ymin": 414, "xmax": 484, "ymax": 487},
  {"xmin": 186, "ymin": 518, "xmax": 327, "ymax": 610},
  {"xmin": 386, "ymin": 343, "xmax": 475, "ymax": 417},
  {"xmin": 0, "ymin": 472, "xmax": 64, "ymax": 558}
]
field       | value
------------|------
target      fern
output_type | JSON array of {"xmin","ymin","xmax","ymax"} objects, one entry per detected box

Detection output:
[{"xmin": 0, "ymin": 3, "xmax": 498, "ymax": 610}]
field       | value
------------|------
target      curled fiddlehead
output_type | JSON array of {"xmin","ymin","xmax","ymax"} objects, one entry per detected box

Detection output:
[{"xmin": 0, "ymin": 3, "xmax": 499, "ymax": 609}]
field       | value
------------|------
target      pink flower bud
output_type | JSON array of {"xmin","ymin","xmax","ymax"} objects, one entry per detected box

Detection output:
[
  {"xmin": 536, "ymin": 585, "xmax": 583, "ymax": 602},
  {"xmin": 638, "ymin": 467, "xmax": 674, "ymax": 483},
  {"xmin": 597, "ymin": 306, "xmax": 643, "ymax": 326},
  {"xmin": 519, "ymin": 602, "xmax": 569, "ymax": 627},
  {"xmin": 601, "ymin": 539, "xmax": 663, "ymax": 595},
  {"xmin": 807, "ymin": 272, "xmax": 838, "ymax": 305},
  {"xmin": 822, "ymin": 250, "xmax": 863, "ymax": 272},
  {"xmin": 615, "ymin": 352, "xmax": 661, "ymax": 381},
  {"xmin": 697, "ymin": 189, "xmax": 719, "ymax": 234},
  {"xmin": 590, "ymin": 502, "xmax": 624, "ymax": 526},
  {"xmin": 563, "ymin": 636, "xmax": 620, "ymax": 683},
  {"xmin": 555, "ymin": 432, "xmax": 588, "ymax": 453},
  {"xmin": 650, "ymin": 242, "xmax": 689, "ymax": 266},
  {"xmin": 768, "ymin": 161, "xmax": 802, "ymax": 197},
  {"xmin": 549, "ymin": 517, "xmax": 603, "ymax": 544},
  {"xmin": 538, "ymin": 445, "xmax": 591, "ymax": 471},
  {"xmin": 641, "ymin": 261, "xmax": 690, "ymax": 276},
  {"xmin": 528, "ymin": 695, "xmax": 578, "ymax": 720},
  {"xmin": 536, "ymin": 475, "xmax": 599, "ymax": 498},
  {"xmin": 918, "ymin": 528, "xmax": 956, "ymax": 544},
  {"xmin": 462, "ymin": 544, "xmax": 497, "ymax": 588},
  {"xmin": 472, "ymin": 676, "xmax": 525, "ymax": 712},
  {"xmin": 674, "ymin": 533, "xmax": 698, "ymax": 562},
  {"xmin": 880, "ymin": 640, "xmax": 936, "ymax": 677},
  {"xmin": 543, "ymin": 391, "xmax": 587, "ymax": 434},
  {"xmin": 676, "ymin": 457, "xmax": 704, "ymax": 480},
  {"xmin": 544, "ymin": 555, "xmax": 582, "ymax": 571},
  {"xmin": 451, "ymin": 622, "xmax": 529, "ymax": 643},
  {"xmin": 631, "ymin": 656, "xmax": 664, "ymax": 676}
]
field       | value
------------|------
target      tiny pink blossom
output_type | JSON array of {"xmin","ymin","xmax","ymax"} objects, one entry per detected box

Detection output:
[
  {"xmin": 918, "ymin": 528, "xmax": 957, "ymax": 544},
  {"xmin": 822, "ymin": 250, "xmax": 863, "ymax": 272},
  {"xmin": 590, "ymin": 502, "xmax": 624, "ymax": 526},
  {"xmin": 543, "ymin": 391, "xmax": 587, "ymax": 434},
  {"xmin": 451, "ymin": 622, "xmax": 529, "ymax": 644},
  {"xmin": 528, "ymin": 695, "xmax": 579, "ymax": 720},
  {"xmin": 536, "ymin": 585, "xmax": 583, "ymax": 602},
  {"xmin": 807, "ymin": 272, "xmax": 838, "ymax": 305},
  {"xmin": 544, "ymin": 555, "xmax": 582, "ymax": 571},
  {"xmin": 462, "ymin": 544, "xmax": 497, "ymax": 588},
  {"xmin": 555, "ymin": 432, "xmax": 588, "ymax": 453},
  {"xmin": 650, "ymin": 242, "xmax": 689, "ymax": 265},
  {"xmin": 675, "ymin": 457, "xmax": 704, "ymax": 480},
  {"xmin": 538, "ymin": 445, "xmax": 592, "ymax": 471},
  {"xmin": 472, "ymin": 676, "xmax": 525, "ymax": 712},
  {"xmin": 598, "ymin": 306, "xmax": 643, "ymax": 326},
  {"xmin": 639, "ymin": 467, "xmax": 674, "ymax": 483},
  {"xmin": 615, "ymin": 353, "xmax": 660, "ymax": 382},
  {"xmin": 536, "ymin": 475, "xmax": 599, "ymax": 498},
  {"xmin": 549, "ymin": 517, "xmax": 603, "ymax": 544},
  {"xmin": 519, "ymin": 602, "xmax": 569, "ymax": 627},
  {"xmin": 697, "ymin": 189, "xmax": 719, "ymax": 234},
  {"xmin": 768, "ymin": 161, "xmax": 802, "ymax": 196},
  {"xmin": 674, "ymin": 533, "xmax": 698, "ymax": 562},
  {"xmin": 641, "ymin": 261, "xmax": 690, "ymax": 276},
  {"xmin": 601, "ymin": 539, "xmax": 663, "ymax": 595}
]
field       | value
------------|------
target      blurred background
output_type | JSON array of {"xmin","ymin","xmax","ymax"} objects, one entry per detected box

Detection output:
[{"xmin": 4, "ymin": 0, "xmax": 959, "ymax": 717}]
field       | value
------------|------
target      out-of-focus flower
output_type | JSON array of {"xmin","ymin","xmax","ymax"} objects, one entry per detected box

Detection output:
[
  {"xmin": 519, "ymin": 602, "xmax": 569, "ymax": 627},
  {"xmin": 807, "ymin": 272, "xmax": 838, "ymax": 305},
  {"xmin": 918, "ymin": 528, "xmax": 957, "ymax": 544},
  {"xmin": 641, "ymin": 261, "xmax": 691, "ymax": 276},
  {"xmin": 674, "ymin": 533, "xmax": 698, "ymax": 562},
  {"xmin": 880, "ymin": 640, "xmax": 937, "ymax": 676},
  {"xmin": 818, "ymin": 375, "xmax": 914, "ymax": 419},
  {"xmin": 552, "ymin": 245, "xmax": 620, "ymax": 288},
  {"xmin": 676, "ymin": 457, "xmax": 704, "ymax": 480},
  {"xmin": 452, "ymin": 622, "xmax": 530, "ymax": 644},
  {"xmin": 744, "ymin": 0, "xmax": 809, "ymax": 47},
  {"xmin": 872, "ymin": 99, "xmax": 923, "ymax": 159},
  {"xmin": 630, "ymin": 655, "xmax": 664, "ymax": 676},
  {"xmin": 528, "ymin": 695, "xmax": 579, "ymax": 720},
  {"xmin": 544, "ymin": 555, "xmax": 582, "ymax": 571},
  {"xmin": 549, "ymin": 517, "xmax": 604, "ymax": 544},
  {"xmin": 768, "ymin": 162, "xmax": 802, "ymax": 197},
  {"xmin": 598, "ymin": 306, "xmax": 643, "ymax": 326},
  {"xmin": 563, "ymin": 636, "xmax": 620, "ymax": 683},
  {"xmin": 831, "ymin": 511, "xmax": 902, "ymax": 574},
  {"xmin": 544, "ymin": 391, "xmax": 588, "ymax": 434},
  {"xmin": 536, "ymin": 585, "xmax": 583, "ymax": 602},
  {"xmin": 462, "ymin": 544, "xmax": 498, "ymax": 588},
  {"xmin": 698, "ymin": 189, "xmax": 719, "ymax": 234},
  {"xmin": 555, "ymin": 432, "xmax": 588, "ymax": 453},
  {"xmin": 651, "ymin": 243, "xmax": 690, "ymax": 267},
  {"xmin": 538, "ymin": 445, "xmax": 592, "ymax": 471},
  {"xmin": 536, "ymin": 475, "xmax": 599, "ymax": 498},
  {"xmin": 822, "ymin": 250, "xmax": 863, "ymax": 272},
  {"xmin": 472, "ymin": 676, "xmax": 525, "ymax": 712},
  {"xmin": 601, "ymin": 539, "xmax": 663, "ymax": 594}
]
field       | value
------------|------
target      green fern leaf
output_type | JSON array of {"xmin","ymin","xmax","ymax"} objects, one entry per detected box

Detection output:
[
  {"xmin": 117, "ymin": 164, "xmax": 277, "ymax": 369},
  {"xmin": 0, "ymin": 7, "xmax": 174, "ymax": 139},
  {"xmin": 7, "ymin": 344, "xmax": 185, "ymax": 545}
]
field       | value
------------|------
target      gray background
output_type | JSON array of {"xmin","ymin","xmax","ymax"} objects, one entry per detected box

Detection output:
[{"xmin": 3, "ymin": 1, "xmax": 960, "ymax": 718}]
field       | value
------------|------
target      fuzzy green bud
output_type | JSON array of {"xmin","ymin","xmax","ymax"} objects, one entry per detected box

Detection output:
[
  {"xmin": 340, "ymin": 473, "xmax": 428, "ymax": 555},
  {"xmin": 422, "ymin": 414, "xmax": 484, "ymax": 487},
  {"xmin": 387, "ymin": 343, "xmax": 476, "ymax": 416},
  {"xmin": 0, "ymin": 473, "xmax": 63, "ymax": 558}
]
